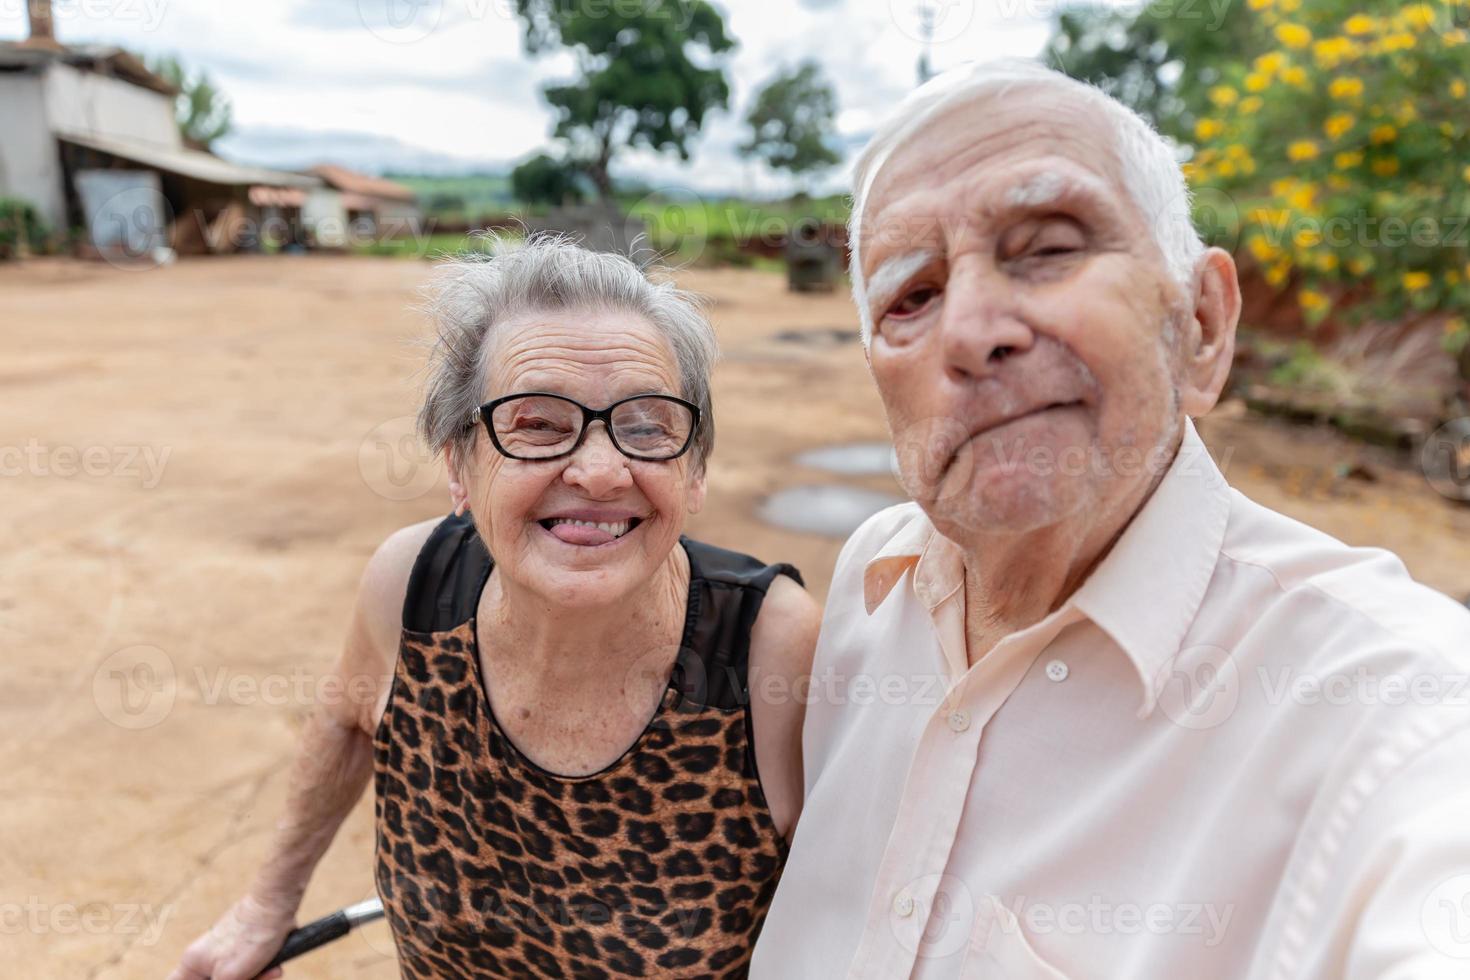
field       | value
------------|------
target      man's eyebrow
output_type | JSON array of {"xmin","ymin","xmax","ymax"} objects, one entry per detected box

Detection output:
[{"xmin": 865, "ymin": 248, "xmax": 939, "ymax": 316}]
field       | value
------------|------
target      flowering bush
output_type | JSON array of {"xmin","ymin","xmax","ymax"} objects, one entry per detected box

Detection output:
[{"xmin": 1182, "ymin": 0, "xmax": 1468, "ymax": 350}]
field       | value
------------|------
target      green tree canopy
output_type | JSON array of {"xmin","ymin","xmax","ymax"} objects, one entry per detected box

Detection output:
[
  {"xmin": 511, "ymin": 0, "xmax": 736, "ymax": 200},
  {"xmin": 511, "ymin": 151, "xmax": 585, "ymax": 208},
  {"xmin": 740, "ymin": 61, "xmax": 841, "ymax": 189},
  {"xmin": 148, "ymin": 55, "xmax": 232, "ymax": 150}
]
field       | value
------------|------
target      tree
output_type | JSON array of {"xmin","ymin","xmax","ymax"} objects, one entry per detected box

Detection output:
[
  {"xmin": 510, "ymin": 0, "xmax": 736, "ymax": 200},
  {"xmin": 740, "ymin": 61, "xmax": 841, "ymax": 191},
  {"xmin": 1045, "ymin": 0, "xmax": 1470, "ymax": 345},
  {"xmin": 149, "ymin": 55, "xmax": 232, "ymax": 150},
  {"xmin": 511, "ymin": 152, "xmax": 584, "ymax": 208}
]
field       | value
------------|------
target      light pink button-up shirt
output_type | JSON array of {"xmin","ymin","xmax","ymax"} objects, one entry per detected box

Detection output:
[{"xmin": 752, "ymin": 420, "xmax": 1470, "ymax": 979}]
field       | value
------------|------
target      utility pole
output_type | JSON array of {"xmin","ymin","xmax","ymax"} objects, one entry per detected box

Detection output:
[{"xmin": 917, "ymin": 1, "xmax": 936, "ymax": 84}]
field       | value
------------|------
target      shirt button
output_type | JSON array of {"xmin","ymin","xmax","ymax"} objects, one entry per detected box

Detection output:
[
  {"xmin": 893, "ymin": 891, "xmax": 915, "ymax": 917},
  {"xmin": 947, "ymin": 710, "xmax": 970, "ymax": 732},
  {"xmin": 1046, "ymin": 660, "xmax": 1069, "ymax": 682}
]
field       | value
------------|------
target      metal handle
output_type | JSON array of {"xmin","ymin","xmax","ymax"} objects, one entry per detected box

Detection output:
[{"xmin": 257, "ymin": 898, "xmax": 384, "ymax": 976}]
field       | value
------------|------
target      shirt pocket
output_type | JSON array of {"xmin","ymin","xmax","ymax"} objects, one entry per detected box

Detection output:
[{"xmin": 959, "ymin": 895, "xmax": 1072, "ymax": 980}]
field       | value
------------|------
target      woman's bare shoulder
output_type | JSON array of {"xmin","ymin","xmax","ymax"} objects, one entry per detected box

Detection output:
[{"xmin": 354, "ymin": 517, "xmax": 443, "ymax": 659}]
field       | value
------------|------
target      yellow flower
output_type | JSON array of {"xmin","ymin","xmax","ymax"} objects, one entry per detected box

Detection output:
[
  {"xmin": 1247, "ymin": 235, "xmax": 1280, "ymax": 263},
  {"xmin": 1381, "ymin": 32, "xmax": 1417, "ymax": 52},
  {"xmin": 1287, "ymin": 184, "xmax": 1318, "ymax": 210},
  {"xmin": 1216, "ymin": 160, "xmax": 1238, "ymax": 178},
  {"xmin": 1370, "ymin": 124, "xmax": 1398, "ymax": 144},
  {"xmin": 1400, "ymin": 4, "xmax": 1435, "ymax": 31},
  {"xmin": 1402, "ymin": 271, "xmax": 1431, "ymax": 292},
  {"xmin": 1449, "ymin": 271, "xmax": 1463, "ymax": 287},
  {"xmin": 1288, "ymin": 140, "xmax": 1320, "ymax": 161},
  {"xmin": 1275, "ymin": 23, "xmax": 1312, "ymax": 49},
  {"xmin": 1244, "ymin": 72, "xmax": 1270, "ymax": 92},
  {"xmin": 1265, "ymin": 260, "xmax": 1293, "ymax": 287},
  {"xmin": 1343, "ymin": 14, "xmax": 1376, "ymax": 36},
  {"xmin": 1282, "ymin": 66, "xmax": 1308, "ymax": 87},
  {"xmin": 1293, "ymin": 226, "xmax": 1322, "ymax": 248},
  {"xmin": 1298, "ymin": 288, "xmax": 1329, "ymax": 313},
  {"xmin": 1195, "ymin": 118, "xmax": 1225, "ymax": 140},
  {"xmin": 1463, "ymin": 165, "xmax": 1470, "ymax": 183},
  {"xmin": 1394, "ymin": 102, "xmax": 1417, "ymax": 125},
  {"xmin": 1314, "ymin": 252, "xmax": 1340, "ymax": 271},
  {"xmin": 1247, "ymin": 0, "xmax": 1272, "ymax": 9},
  {"xmin": 1279, "ymin": 0, "xmax": 1300, "ymax": 11},
  {"xmin": 1240, "ymin": 95, "xmax": 1264, "ymax": 115},
  {"xmin": 1452, "ymin": 80, "xmax": 1468, "ymax": 99},
  {"xmin": 1209, "ymin": 85, "xmax": 1239, "ymax": 107},
  {"xmin": 1326, "ymin": 175, "xmax": 1351, "ymax": 191},
  {"xmin": 1334, "ymin": 150, "xmax": 1363, "ymax": 169},
  {"xmin": 1347, "ymin": 256, "xmax": 1373, "ymax": 276},
  {"xmin": 1329, "ymin": 77, "xmax": 1363, "ymax": 99},
  {"xmin": 1253, "ymin": 52, "xmax": 1285, "ymax": 75},
  {"xmin": 1371, "ymin": 157, "xmax": 1400, "ymax": 176},
  {"xmin": 1324, "ymin": 113, "xmax": 1355, "ymax": 139}
]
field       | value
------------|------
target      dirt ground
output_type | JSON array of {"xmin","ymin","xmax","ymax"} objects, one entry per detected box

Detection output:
[{"xmin": 3, "ymin": 255, "xmax": 1468, "ymax": 979}]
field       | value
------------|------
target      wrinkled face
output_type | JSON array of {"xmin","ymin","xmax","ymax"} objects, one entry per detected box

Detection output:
[
  {"xmin": 458, "ymin": 308, "xmax": 705, "ymax": 607},
  {"xmin": 858, "ymin": 89, "xmax": 1191, "ymax": 545}
]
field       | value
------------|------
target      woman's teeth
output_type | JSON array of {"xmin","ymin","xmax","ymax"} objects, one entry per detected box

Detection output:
[{"xmin": 544, "ymin": 517, "xmax": 632, "ymax": 538}]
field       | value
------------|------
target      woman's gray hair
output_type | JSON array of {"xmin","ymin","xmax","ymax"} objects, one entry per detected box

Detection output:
[{"xmin": 416, "ymin": 233, "xmax": 719, "ymax": 472}]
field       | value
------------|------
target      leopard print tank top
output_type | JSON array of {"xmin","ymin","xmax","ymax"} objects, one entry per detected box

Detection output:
[{"xmin": 373, "ymin": 512, "xmax": 801, "ymax": 978}]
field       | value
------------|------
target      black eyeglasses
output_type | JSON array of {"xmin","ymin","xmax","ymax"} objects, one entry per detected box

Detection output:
[{"xmin": 469, "ymin": 392, "xmax": 701, "ymax": 462}]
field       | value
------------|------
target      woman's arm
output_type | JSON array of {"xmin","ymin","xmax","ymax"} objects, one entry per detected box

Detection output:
[
  {"xmin": 747, "ymin": 574, "xmax": 822, "ymax": 842},
  {"xmin": 168, "ymin": 519, "xmax": 435, "ymax": 980}
]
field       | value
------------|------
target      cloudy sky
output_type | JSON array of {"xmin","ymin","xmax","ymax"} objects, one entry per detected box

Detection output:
[{"xmin": 0, "ymin": 0, "xmax": 1060, "ymax": 194}]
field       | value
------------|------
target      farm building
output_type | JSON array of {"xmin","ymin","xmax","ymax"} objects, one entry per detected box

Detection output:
[
  {"xmin": 0, "ymin": 0, "xmax": 319, "ymax": 258},
  {"xmin": 306, "ymin": 165, "xmax": 422, "ymax": 238}
]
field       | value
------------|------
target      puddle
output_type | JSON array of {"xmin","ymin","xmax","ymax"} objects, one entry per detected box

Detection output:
[
  {"xmin": 795, "ymin": 442, "xmax": 897, "ymax": 477},
  {"xmin": 758, "ymin": 485, "xmax": 905, "ymax": 538}
]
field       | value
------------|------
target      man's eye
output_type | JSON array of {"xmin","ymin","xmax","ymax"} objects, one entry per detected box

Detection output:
[
  {"xmin": 888, "ymin": 285, "xmax": 940, "ymax": 318},
  {"xmin": 1032, "ymin": 242, "xmax": 1080, "ymax": 257}
]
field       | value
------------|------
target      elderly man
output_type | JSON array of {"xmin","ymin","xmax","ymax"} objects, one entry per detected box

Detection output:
[{"xmin": 752, "ymin": 59, "xmax": 1470, "ymax": 979}]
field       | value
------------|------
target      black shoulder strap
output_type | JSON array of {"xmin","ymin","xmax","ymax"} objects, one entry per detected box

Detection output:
[
  {"xmin": 401, "ymin": 512, "xmax": 493, "ymax": 633},
  {"xmin": 675, "ymin": 536, "xmax": 803, "ymax": 711}
]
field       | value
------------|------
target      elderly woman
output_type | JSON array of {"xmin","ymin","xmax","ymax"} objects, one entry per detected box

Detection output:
[{"xmin": 172, "ymin": 237, "xmax": 820, "ymax": 980}]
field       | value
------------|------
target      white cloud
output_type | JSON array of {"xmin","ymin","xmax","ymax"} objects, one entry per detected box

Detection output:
[{"xmin": 0, "ymin": 0, "xmax": 1054, "ymax": 191}]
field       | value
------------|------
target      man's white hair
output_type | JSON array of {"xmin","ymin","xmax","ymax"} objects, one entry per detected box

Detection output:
[{"xmin": 849, "ymin": 57, "xmax": 1206, "ymax": 344}]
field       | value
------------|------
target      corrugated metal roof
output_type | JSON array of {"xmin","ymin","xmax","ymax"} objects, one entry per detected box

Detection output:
[
  {"xmin": 58, "ymin": 131, "xmax": 323, "ymax": 190},
  {"xmin": 0, "ymin": 41, "xmax": 176, "ymax": 95}
]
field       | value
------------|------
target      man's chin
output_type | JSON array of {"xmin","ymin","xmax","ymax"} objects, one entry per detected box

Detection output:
[{"xmin": 919, "ymin": 470, "xmax": 1093, "ymax": 541}]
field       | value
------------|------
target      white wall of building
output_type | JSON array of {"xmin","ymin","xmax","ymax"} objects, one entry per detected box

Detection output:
[
  {"xmin": 43, "ymin": 62, "xmax": 178, "ymax": 147},
  {"xmin": 0, "ymin": 72, "xmax": 66, "ymax": 231}
]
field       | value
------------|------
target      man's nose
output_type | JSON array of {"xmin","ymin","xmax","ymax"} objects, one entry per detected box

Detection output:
[
  {"xmin": 561, "ymin": 423, "xmax": 634, "ymax": 496},
  {"xmin": 937, "ymin": 258, "xmax": 1035, "ymax": 380}
]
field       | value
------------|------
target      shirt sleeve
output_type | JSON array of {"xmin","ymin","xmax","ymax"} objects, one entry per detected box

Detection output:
[{"xmin": 1305, "ymin": 718, "xmax": 1470, "ymax": 979}]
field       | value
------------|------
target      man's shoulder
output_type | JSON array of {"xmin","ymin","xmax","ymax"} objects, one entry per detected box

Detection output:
[{"xmin": 1216, "ymin": 488, "xmax": 1470, "ymax": 667}]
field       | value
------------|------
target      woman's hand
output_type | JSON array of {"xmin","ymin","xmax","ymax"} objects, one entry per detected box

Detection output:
[{"xmin": 168, "ymin": 892, "xmax": 296, "ymax": 980}]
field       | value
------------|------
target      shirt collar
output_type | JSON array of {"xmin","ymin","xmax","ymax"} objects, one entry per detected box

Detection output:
[{"xmin": 861, "ymin": 418, "xmax": 1232, "ymax": 717}]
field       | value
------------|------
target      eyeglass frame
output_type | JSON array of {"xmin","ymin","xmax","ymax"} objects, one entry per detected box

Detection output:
[{"xmin": 468, "ymin": 391, "xmax": 703, "ymax": 462}]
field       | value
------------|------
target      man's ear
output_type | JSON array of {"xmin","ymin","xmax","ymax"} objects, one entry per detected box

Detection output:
[
  {"xmin": 445, "ymin": 442, "xmax": 471, "ymax": 516},
  {"xmin": 1178, "ymin": 246, "xmax": 1241, "ymax": 417}
]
